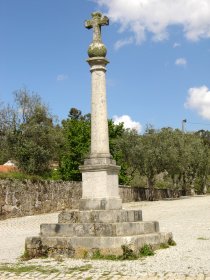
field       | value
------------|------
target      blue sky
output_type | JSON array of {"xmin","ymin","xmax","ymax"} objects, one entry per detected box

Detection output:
[{"xmin": 0, "ymin": 0, "xmax": 210, "ymax": 133}]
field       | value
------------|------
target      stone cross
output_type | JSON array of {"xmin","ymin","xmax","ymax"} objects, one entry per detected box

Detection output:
[
  {"xmin": 79, "ymin": 12, "xmax": 122, "ymax": 211},
  {"xmin": 85, "ymin": 12, "xmax": 109, "ymax": 43}
]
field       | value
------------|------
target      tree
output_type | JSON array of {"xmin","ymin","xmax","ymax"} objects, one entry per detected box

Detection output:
[
  {"xmin": 59, "ymin": 109, "xmax": 91, "ymax": 181},
  {"xmin": 157, "ymin": 128, "xmax": 186, "ymax": 192},
  {"xmin": 16, "ymin": 105, "xmax": 59, "ymax": 175},
  {"xmin": 0, "ymin": 103, "xmax": 18, "ymax": 164},
  {"xmin": 14, "ymin": 88, "xmax": 46, "ymax": 125},
  {"xmin": 137, "ymin": 129, "xmax": 165, "ymax": 199},
  {"xmin": 113, "ymin": 128, "xmax": 141, "ymax": 185},
  {"xmin": 151, "ymin": 128, "xmax": 210, "ymax": 195},
  {"xmin": 0, "ymin": 88, "xmax": 63, "ymax": 175},
  {"xmin": 59, "ymin": 109, "xmax": 127, "ymax": 182}
]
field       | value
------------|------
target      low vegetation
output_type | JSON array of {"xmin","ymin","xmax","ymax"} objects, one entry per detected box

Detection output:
[
  {"xmin": 91, "ymin": 241, "xmax": 175, "ymax": 261},
  {"xmin": 0, "ymin": 263, "xmax": 92, "ymax": 276},
  {"xmin": 0, "ymin": 264, "xmax": 60, "ymax": 275},
  {"xmin": 197, "ymin": 237, "xmax": 209, "ymax": 240}
]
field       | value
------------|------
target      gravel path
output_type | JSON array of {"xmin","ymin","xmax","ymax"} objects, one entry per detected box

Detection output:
[{"xmin": 0, "ymin": 196, "xmax": 210, "ymax": 279}]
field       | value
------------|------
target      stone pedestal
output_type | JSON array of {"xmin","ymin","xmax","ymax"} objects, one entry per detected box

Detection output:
[
  {"xmin": 26, "ymin": 209, "xmax": 172, "ymax": 258},
  {"xmin": 79, "ymin": 156, "xmax": 122, "ymax": 211}
]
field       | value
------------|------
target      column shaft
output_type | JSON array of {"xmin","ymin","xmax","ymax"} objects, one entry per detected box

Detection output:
[{"xmin": 89, "ymin": 59, "xmax": 110, "ymax": 158}]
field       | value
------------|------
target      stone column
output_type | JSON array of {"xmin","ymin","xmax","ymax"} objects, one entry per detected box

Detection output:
[
  {"xmin": 89, "ymin": 57, "xmax": 110, "ymax": 158},
  {"xmin": 79, "ymin": 12, "xmax": 122, "ymax": 210}
]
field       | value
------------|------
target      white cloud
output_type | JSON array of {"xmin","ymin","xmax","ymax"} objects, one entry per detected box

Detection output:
[
  {"xmin": 175, "ymin": 58, "xmax": 187, "ymax": 66},
  {"xmin": 173, "ymin": 42, "xmax": 181, "ymax": 48},
  {"xmin": 96, "ymin": 0, "xmax": 210, "ymax": 44},
  {"xmin": 114, "ymin": 37, "xmax": 133, "ymax": 50},
  {"xmin": 56, "ymin": 74, "xmax": 68, "ymax": 81},
  {"xmin": 113, "ymin": 115, "xmax": 142, "ymax": 133},
  {"xmin": 185, "ymin": 86, "xmax": 210, "ymax": 120}
]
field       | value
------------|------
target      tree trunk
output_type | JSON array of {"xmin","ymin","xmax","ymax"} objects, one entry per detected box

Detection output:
[{"xmin": 147, "ymin": 177, "xmax": 155, "ymax": 201}]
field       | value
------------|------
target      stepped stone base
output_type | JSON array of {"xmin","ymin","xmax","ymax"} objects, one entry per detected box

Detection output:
[
  {"xmin": 58, "ymin": 209, "xmax": 143, "ymax": 223},
  {"xmin": 25, "ymin": 209, "xmax": 173, "ymax": 259}
]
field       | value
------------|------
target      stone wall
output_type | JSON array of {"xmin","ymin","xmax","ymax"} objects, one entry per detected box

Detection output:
[
  {"xmin": 0, "ymin": 179, "xmax": 82, "ymax": 220},
  {"xmin": 0, "ymin": 179, "xmax": 180, "ymax": 220},
  {"xmin": 119, "ymin": 186, "xmax": 180, "ymax": 202}
]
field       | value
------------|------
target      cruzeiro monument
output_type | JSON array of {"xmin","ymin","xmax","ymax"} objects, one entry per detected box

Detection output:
[{"xmin": 25, "ymin": 12, "xmax": 172, "ymax": 258}]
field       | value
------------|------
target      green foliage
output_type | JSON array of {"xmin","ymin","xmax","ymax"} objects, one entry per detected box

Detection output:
[
  {"xmin": 49, "ymin": 169, "xmax": 62, "ymax": 181},
  {"xmin": 0, "ymin": 88, "xmax": 64, "ymax": 176},
  {"xmin": 120, "ymin": 127, "xmax": 210, "ymax": 196},
  {"xmin": 1, "ymin": 89, "xmax": 210, "ymax": 191},
  {"xmin": 59, "ymin": 110, "xmax": 91, "ymax": 181},
  {"xmin": 16, "ymin": 141, "xmax": 51, "ymax": 175},
  {"xmin": 0, "ymin": 171, "xmax": 43, "ymax": 181},
  {"xmin": 197, "ymin": 237, "xmax": 209, "ymax": 240},
  {"xmin": 120, "ymin": 245, "xmax": 138, "ymax": 260},
  {"xmin": 155, "ymin": 180, "xmax": 172, "ymax": 189},
  {"xmin": 108, "ymin": 120, "xmax": 129, "ymax": 184},
  {"xmin": 113, "ymin": 129, "xmax": 141, "ymax": 185},
  {"xmin": 91, "ymin": 244, "xmax": 156, "ymax": 261},
  {"xmin": 139, "ymin": 244, "xmax": 155, "ymax": 257},
  {"xmin": 59, "ymin": 110, "xmax": 128, "ymax": 182},
  {"xmin": 160, "ymin": 243, "xmax": 169, "ymax": 249},
  {"xmin": 91, "ymin": 246, "xmax": 138, "ymax": 261},
  {"xmin": 92, "ymin": 249, "xmax": 106, "ymax": 260},
  {"xmin": 20, "ymin": 249, "xmax": 32, "ymax": 261},
  {"xmin": 0, "ymin": 264, "xmax": 60, "ymax": 275},
  {"xmin": 67, "ymin": 265, "xmax": 92, "ymax": 274},
  {"xmin": 168, "ymin": 237, "xmax": 176, "ymax": 246}
]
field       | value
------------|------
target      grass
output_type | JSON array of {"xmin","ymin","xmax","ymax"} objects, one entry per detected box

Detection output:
[
  {"xmin": 91, "ymin": 244, "xmax": 155, "ymax": 261},
  {"xmin": 0, "ymin": 171, "xmax": 43, "ymax": 181},
  {"xmin": 20, "ymin": 250, "xmax": 33, "ymax": 261},
  {"xmin": 0, "ymin": 264, "xmax": 60, "ymax": 275},
  {"xmin": 0, "ymin": 170, "xmax": 62, "ymax": 181},
  {"xmin": 91, "ymin": 239, "xmax": 176, "ymax": 261},
  {"xmin": 139, "ymin": 244, "xmax": 155, "ymax": 257},
  {"xmin": 168, "ymin": 237, "xmax": 176, "ymax": 246},
  {"xmin": 67, "ymin": 265, "xmax": 92, "ymax": 274},
  {"xmin": 0, "ymin": 263, "xmax": 92, "ymax": 276},
  {"xmin": 159, "ymin": 243, "xmax": 170, "ymax": 249},
  {"xmin": 197, "ymin": 237, "xmax": 209, "ymax": 240}
]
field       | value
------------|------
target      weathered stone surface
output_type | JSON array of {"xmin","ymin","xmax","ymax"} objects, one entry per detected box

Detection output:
[
  {"xmin": 79, "ymin": 197, "xmax": 122, "ymax": 210},
  {"xmin": 85, "ymin": 12, "xmax": 109, "ymax": 58},
  {"xmin": 0, "ymin": 179, "xmax": 81, "ymax": 220},
  {"xmin": 58, "ymin": 209, "xmax": 143, "ymax": 223},
  {"xmin": 40, "ymin": 221, "xmax": 159, "ymax": 237},
  {"xmin": 25, "ymin": 232, "xmax": 172, "ymax": 258},
  {"xmin": 79, "ymin": 163, "xmax": 121, "ymax": 206}
]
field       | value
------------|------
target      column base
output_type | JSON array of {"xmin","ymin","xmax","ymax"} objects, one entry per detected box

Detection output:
[
  {"xmin": 79, "ymin": 160, "xmax": 121, "ymax": 210},
  {"xmin": 79, "ymin": 197, "xmax": 122, "ymax": 210}
]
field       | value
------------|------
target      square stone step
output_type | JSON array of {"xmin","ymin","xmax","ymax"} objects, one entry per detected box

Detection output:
[
  {"xmin": 26, "ymin": 232, "xmax": 172, "ymax": 258},
  {"xmin": 58, "ymin": 209, "xmax": 142, "ymax": 224},
  {"xmin": 40, "ymin": 221, "xmax": 159, "ymax": 237}
]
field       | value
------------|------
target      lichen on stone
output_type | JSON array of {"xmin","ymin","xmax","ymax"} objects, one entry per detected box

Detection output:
[{"xmin": 88, "ymin": 42, "xmax": 107, "ymax": 58}]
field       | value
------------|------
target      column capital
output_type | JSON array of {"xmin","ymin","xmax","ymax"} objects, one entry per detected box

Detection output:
[{"xmin": 87, "ymin": 56, "xmax": 109, "ymax": 66}]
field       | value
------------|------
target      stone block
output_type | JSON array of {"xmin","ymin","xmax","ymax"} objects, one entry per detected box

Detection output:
[
  {"xmin": 79, "ymin": 163, "xmax": 122, "ymax": 210},
  {"xmin": 25, "ymin": 232, "xmax": 172, "ymax": 258},
  {"xmin": 79, "ymin": 197, "xmax": 122, "ymax": 210},
  {"xmin": 40, "ymin": 221, "xmax": 159, "ymax": 237},
  {"xmin": 58, "ymin": 209, "xmax": 142, "ymax": 223}
]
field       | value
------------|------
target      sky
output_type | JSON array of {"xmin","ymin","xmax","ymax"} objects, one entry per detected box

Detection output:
[{"xmin": 0, "ymin": 0, "xmax": 210, "ymax": 133}]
